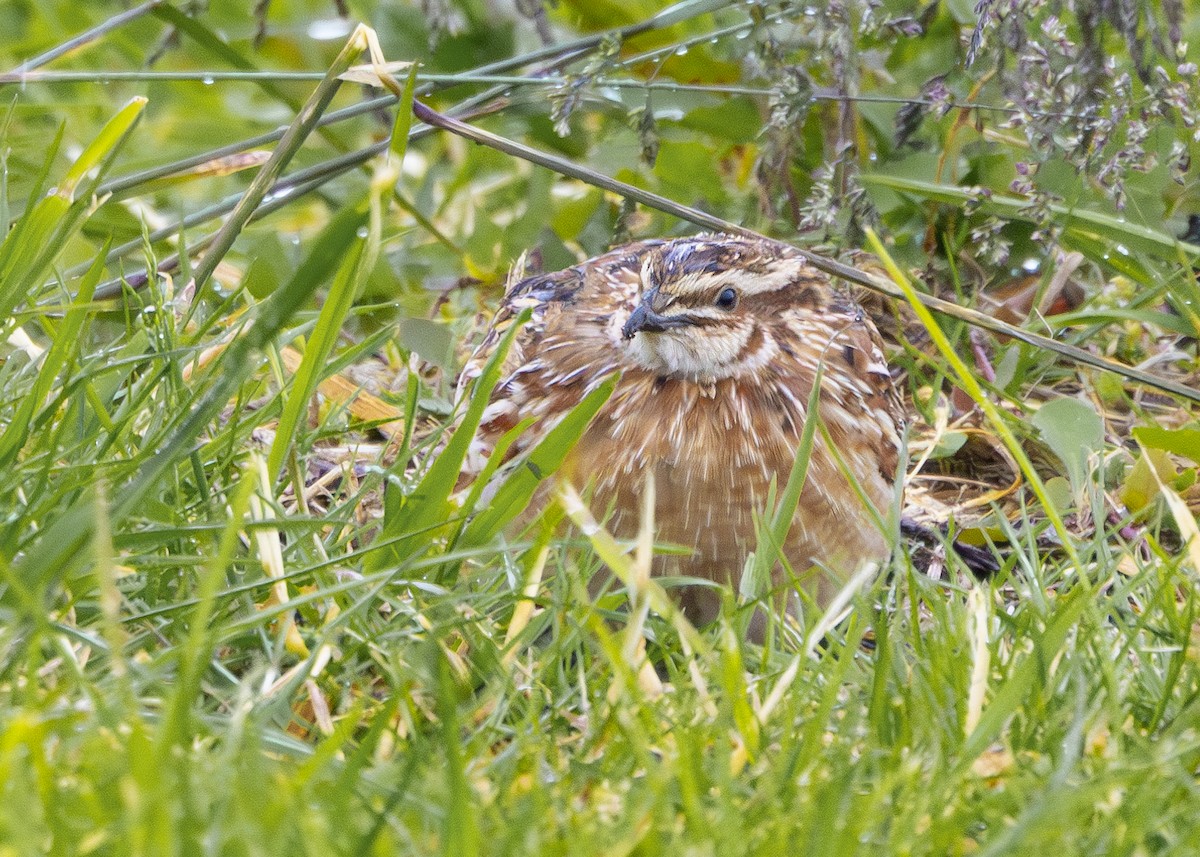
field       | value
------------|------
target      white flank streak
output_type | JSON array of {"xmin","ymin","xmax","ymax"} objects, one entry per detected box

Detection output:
[{"xmin": 555, "ymin": 366, "xmax": 589, "ymax": 385}]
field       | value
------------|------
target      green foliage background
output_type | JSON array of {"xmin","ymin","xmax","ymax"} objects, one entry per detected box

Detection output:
[{"xmin": 0, "ymin": 1, "xmax": 1199, "ymax": 854}]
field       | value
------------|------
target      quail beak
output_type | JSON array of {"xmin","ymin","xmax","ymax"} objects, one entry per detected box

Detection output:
[{"xmin": 621, "ymin": 298, "xmax": 694, "ymax": 340}]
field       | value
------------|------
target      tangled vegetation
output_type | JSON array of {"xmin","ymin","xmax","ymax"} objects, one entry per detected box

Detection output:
[{"xmin": 0, "ymin": 0, "xmax": 1198, "ymax": 853}]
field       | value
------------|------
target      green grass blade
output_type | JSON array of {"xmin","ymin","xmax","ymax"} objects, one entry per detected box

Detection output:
[
  {"xmin": 959, "ymin": 585, "xmax": 1091, "ymax": 763},
  {"xmin": 149, "ymin": 4, "xmax": 305, "ymax": 114},
  {"xmin": 364, "ymin": 308, "xmax": 531, "ymax": 574},
  {"xmin": 0, "ymin": 122, "xmax": 60, "ymax": 286},
  {"xmin": 457, "ymin": 375, "xmax": 617, "ymax": 550},
  {"xmin": 58, "ymin": 96, "xmax": 147, "ymax": 198},
  {"xmin": 8, "ymin": 206, "xmax": 370, "ymax": 612},
  {"xmin": 154, "ymin": 467, "xmax": 257, "ymax": 757},
  {"xmin": 750, "ymin": 362, "xmax": 823, "ymax": 584},
  {"xmin": 0, "ymin": 242, "xmax": 108, "ymax": 468},
  {"xmin": 267, "ymin": 174, "xmax": 384, "ymax": 477},
  {"xmin": 864, "ymin": 228, "xmax": 1081, "ymax": 569},
  {"xmin": 860, "ymin": 173, "xmax": 1198, "ymax": 261},
  {"xmin": 188, "ymin": 28, "xmax": 365, "ymax": 293},
  {"xmin": 0, "ymin": 100, "xmax": 144, "ymax": 320},
  {"xmin": 389, "ymin": 62, "xmax": 420, "ymax": 162}
]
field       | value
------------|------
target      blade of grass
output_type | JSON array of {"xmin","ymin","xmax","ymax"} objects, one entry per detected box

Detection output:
[
  {"xmin": 0, "ymin": 98, "xmax": 144, "ymax": 319},
  {"xmin": 862, "ymin": 229, "xmax": 1081, "ymax": 568},
  {"xmin": 0, "ymin": 242, "xmax": 108, "ymax": 468},
  {"xmin": 557, "ymin": 481, "xmax": 708, "ymax": 655},
  {"xmin": 267, "ymin": 164, "xmax": 390, "ymax": 477},
  {"xmin": 154, "ymin": 466, "xmax": 257, "ymax": 757},
  {"xmin": 188, "ymin": 24, "xmax": 367, "ymax": 294},
  {"xmin": 149, "ymin": 4, "xmax": 310, "ymax": 118},
  {"xmin": 750, "ymin": 362, "xmax": 823, "ymax": 586},
  {"xmin": 363, "ymin": 308, "xmax": 532, "ymax": 575},
  {"xmin": 860, "ymin": 173, "xmax": 1200, "ymax": 260},
  {"xmin": 7, "ymin": 31, "xmax": 373, "ymax": 613},
  {"xmin": 0, "ymin": 121, "xmax": 60, "ymax": 282},
  {"xmin": 80, "ymin": 0, "xmax": 736, "ymax": 255},
  {"xmin": 456, "ymin": 376, "xmax": 617, "ymax": 551},
  {"xmin": 389, "ymin": 63, "xmax": 420, "ymax": 162},
  {"xmin": 959, "ymin": 584, "xmax": 1091, "ymax": 763},
  {"xmin": 7, "ymin": 1, "xmax": 164, "ymax": 74},
  {"xmin": 717, "ymin": 621, "xmax": 761, "ymax": 759}
]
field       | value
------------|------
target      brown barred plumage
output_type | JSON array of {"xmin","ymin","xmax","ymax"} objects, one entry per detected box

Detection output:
[{"xmin": 458, "ymin": 234, "xmax": 904, "ymax": 623}]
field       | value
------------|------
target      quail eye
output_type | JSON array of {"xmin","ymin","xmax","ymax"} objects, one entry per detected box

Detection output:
[{"xmin": 715, "ymin": 287, "xmax": 738, "ymax": 310}]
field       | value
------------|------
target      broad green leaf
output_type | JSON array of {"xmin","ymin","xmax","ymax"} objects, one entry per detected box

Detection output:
[
  {"xmin": 1121, "ymin": 448, "xmax": 1176, "ymax": 514},
  {"xmin": 1133, "ymin": 424, "xmax": 1200, "ymax": 465},
  {"xmin": 926, "ymin": 430, "xmax": 969, "ymax": 461},
  {"xmin": 1031, "ymin": 398, "xmax": 1106, "ymax": 492}
]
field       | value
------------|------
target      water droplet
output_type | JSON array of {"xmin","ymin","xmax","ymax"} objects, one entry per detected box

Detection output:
[
  {"xmin": 356, "ymin": 226, "xmax": 369, "ymax": 238},
  {"xmin": 675, "ymin": 46, "xmax": 688, "ymax": 56},
  {"xmin": 201, "ymin": 76, "xmax": 215, "ymax": 86}
]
